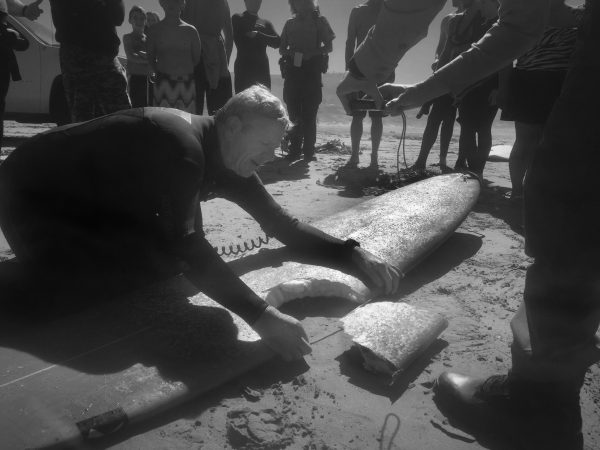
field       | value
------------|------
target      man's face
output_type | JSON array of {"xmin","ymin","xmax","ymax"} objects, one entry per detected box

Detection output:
[
  {"xmin": 245, "ymin": 0, "xmax": 262, "ymax": 14},
  {"xmin": 130, "ymin": 10, "xmax": 147, "ymax": 31},
  {"xmin": 160, "ymin": 0, "xmax": 185, "ymax": 16},
  {"xmin": 222, "ymin": 115, "xmax": 286, "ymax": 178}
]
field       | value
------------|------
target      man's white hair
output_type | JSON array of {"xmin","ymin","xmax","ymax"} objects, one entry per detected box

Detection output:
[{"xmin": 215, "ymin": 85, "xmax": 290, "ymax": 129}]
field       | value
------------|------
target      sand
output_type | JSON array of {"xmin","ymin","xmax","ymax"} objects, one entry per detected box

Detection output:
[{"xmin": 1, "ymin": 116, "xmax": 599, "ymax": 450}]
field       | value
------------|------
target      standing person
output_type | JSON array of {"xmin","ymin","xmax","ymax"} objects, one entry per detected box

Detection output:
[
  {"xmin": 145, "ymin": 10, "xmax": 160, "ymax": 31},
  {"xmin": 500, "ymin": 0, "xmax": 582, "ymax": 202},
  {"xmin": 280, "ymin": 0, "xmax": 334, "ymax": 162},
  {"xmin": 0, "ymin": 85, "xmax": 401, "ymax": 361},
  {"xmin": 49, "ymin": 0, "xmax": 131, "ymax": 123},
  {"xmin": 232, "ymin": 0, "xmax": 280, "ymax": 93},
  {"xmin": 337, "ymin": 0, "xmax": 600, "ymax": 448},
  {"xmin": 182, "ymin": 0, "xmax": 234, "ymax": 115},
  {"xmin": 123, "ymin": 5, "xmax": 149, "ymax": 108},
  {"xmin": 147, "ymin": 0, "xmax": 201, "ymax": 113},
  {"xmin": 344, "ymin": 0, "xmax": 391, "ymax": 169},
  {"xmin": 412, "ymin": 0, "xmax": 462, "ymax": 172},
  {"xmin": 453, "ymin": 0, "xmax": 501, "ymax": 176},
  {"xmin": 0, "ymin": 0, "xmax": 28, "ymax": 149}
]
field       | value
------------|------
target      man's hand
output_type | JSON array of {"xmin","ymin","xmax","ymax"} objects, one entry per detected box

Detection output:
[
  {"xmin": 351, "ymin": 247, "xmax": 402, "ymax": 296},
  {"xmin": 23, "ymin": 0, "xmax": 44, "ymax": 20},
  {"xmin": 246, "ymin": 30, "xmax": 258, "ymax": 39},
  {"xmin": 336, "ymin": 71, "xmax": 383, "ymax": 115},
  {"xmin": 253, "ymin": 306, "xmax": 311, "ymax": 361}
]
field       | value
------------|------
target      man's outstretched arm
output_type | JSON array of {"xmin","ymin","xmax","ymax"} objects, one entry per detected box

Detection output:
[{"xmin": 176, "ymin": 233, "xmax": 311, "ymax": 361}]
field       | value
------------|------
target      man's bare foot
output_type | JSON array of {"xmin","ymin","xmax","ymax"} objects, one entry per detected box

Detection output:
[{"xmin": 345, "ymin": 156, "xmax": 359, "ymax": 168}]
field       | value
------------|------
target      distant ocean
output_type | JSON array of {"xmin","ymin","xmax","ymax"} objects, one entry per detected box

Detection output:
[{"xmin": 270, "ymin": 74, "xmax": 516, "ymax": 146}]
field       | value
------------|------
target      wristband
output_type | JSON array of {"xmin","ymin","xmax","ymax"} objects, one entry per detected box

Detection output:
[{"xmin": 344, "ymin": 238, "xmax": 361, "ymax": 250}]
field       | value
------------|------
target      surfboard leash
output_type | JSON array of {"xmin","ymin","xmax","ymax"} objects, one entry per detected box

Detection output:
[
  {"xmin": 213, "ymin": 234, "xmax": 271, "ymax": 257},
  {"xmin": 395, "ymin": 109, "xmax": 409, "ymax": 176}
]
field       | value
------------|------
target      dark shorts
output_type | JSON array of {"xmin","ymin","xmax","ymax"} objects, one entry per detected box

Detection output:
[
  {"xmin": 500, "ymin": 68, "xmax": 567, "ymax": 125},
  {"xmin": 352, "ymin": 73, "xmax": 395, "ymax": 119}
]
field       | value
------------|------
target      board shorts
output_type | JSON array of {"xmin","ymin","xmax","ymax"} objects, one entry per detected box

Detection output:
[{"xmin": 352, "ymin": 73, "xmax": 396, "ymax": 119}]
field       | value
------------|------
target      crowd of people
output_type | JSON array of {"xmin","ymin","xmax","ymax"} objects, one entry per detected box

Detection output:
[{"xmin": 0, "ymin": 0, "xmax": 598, "ymax": 449}]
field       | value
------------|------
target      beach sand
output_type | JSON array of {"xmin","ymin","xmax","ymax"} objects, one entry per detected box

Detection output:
[{"xmin": 1, "ymin": 113, "xmax": 598, "ymax": 449}]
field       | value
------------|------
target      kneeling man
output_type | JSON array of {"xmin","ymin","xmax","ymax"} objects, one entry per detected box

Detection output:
[{"xmin": 0, "ymin": 86, "xmax": 401, "ymax": 360}]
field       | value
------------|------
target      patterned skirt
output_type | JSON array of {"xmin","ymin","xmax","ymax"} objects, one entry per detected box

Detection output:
[{"xmin": 152, "ymin": 73, "xmax": 196, "ymax": 113}]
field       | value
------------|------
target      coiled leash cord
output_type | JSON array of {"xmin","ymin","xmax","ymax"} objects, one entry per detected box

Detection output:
[
  {"xmin": 395, "ymin": 109, "xmax": 409, "ymax": 176},
  {"xmin": 213, "ymin": 234, "xmax": 270, "ymax": 257},
  {"xmin": 379, "ymin": 412, "xmax": 401, "ymax": 450}
]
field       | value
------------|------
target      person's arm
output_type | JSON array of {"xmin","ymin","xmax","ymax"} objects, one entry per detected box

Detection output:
[
  {"xmin": 432, "ymin": 14, "xmax": 450, "ymax": 71},
  {"xmin": 7, "ymin": 0, "xmax": 43, "ymax": 20},
  {"xmin": 256, "ymin": 20, "xmax": 280, "ymax": 48},
  {"xmin": 279, "ymin": 21, "xmax": 290, "ymax": 56},
  {"xmin": 146, "ymin": 27, "xmax": 157, "ymax": 81},
  {"xmin": 231, "ymin": 13, "xmax": 244, "ymax": 48},
  {"xmin": 220, "ymin": 173, "xmax": 401, "ymax": 294},
  {"xmin": 123, "ymin": 34, "xmax": 147, "ymax": 64},
  {"xmin": 318, "ymin": 15, "xmax": 335, "ymax": 55},
  {"xmin": 383, "ymin": 0, "xmax": 552, "ymax": 114},
  {"xmin": 221, "ymin": 0, "xmax": 233, "ymax": 63},
  {"xmin": 345, "ymin": 9, "xmax": 358, "ymax": 69},
  {"xmin": 189, "ymin": 26, "xmax": 202, "ymax": 67}
]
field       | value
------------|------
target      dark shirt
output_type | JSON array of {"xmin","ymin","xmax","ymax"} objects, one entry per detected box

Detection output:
[
  {"xmin": 49, "ymin": 0, "xmax": 124, "ymax": 57},
  {"xmin": 0, "ymin": 108, "xmax": 353, "ymax": 323},
  {"xmin": 232, "ymin": 11, "xmax": 280, "ymax": 91},
  {"xmin": 0, "ymin": 22, "xmax": 29, "ymax": 80}
]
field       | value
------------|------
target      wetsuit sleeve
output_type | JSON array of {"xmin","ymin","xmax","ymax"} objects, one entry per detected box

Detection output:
[
  {"xmin": 257, "ymin": 20, "xmax": 280, "ymax": 48},
  {"xmin": 219, "ymin": 173, "xmax": 356, "ymax": 264},
  {"xmin": 123, "ymin": 34, "xmax": 146, "ymax": 64},
  {"xmin": 178, "ymin": 233, "xmax": 269, "ymax": 325}
]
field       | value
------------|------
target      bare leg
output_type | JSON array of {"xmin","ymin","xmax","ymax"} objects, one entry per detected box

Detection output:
[
  {"xmin": 349, "ymin": 115, "xmax": 363, "ymax": 165},
  {"xmin": 370, "ymin": 116, "xmax": 383, "ymax": 167},
  {"xmin": 510, "ymin": 121, "xmax": 544, "ymax": 197},
  {"xmin": 414, "ymin": 114, "xmax": 443, "ymax": 170},
  {"xmin": 439, "ymin": 107, "xmax": 457, "ymax": 168}
]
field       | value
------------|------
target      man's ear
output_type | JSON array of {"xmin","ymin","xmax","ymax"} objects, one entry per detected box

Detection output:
[{"xmin": 225, "ymin": 115, "xmax": 243, "ymax": 135}]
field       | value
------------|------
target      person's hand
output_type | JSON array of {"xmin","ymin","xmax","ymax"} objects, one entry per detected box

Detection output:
[
  {"xmin": 253, "ymin": 305, "xmax": 311, "ymax": 361},
  {"xmin": 336, "ymin": 71, "xmax": 383, "ymax": 115},
  {"xmin": 149, "ymin": 72, "xmax": 157, "ymax": 83},
  {"xmin": 23, "ymin": 0, "xmax": 44, "ymax": 20},
  {"xmin": 385, "ymin": 84, "xmax": 433, "ymax": 116},
  {"xmin": 246, "ymin": 30, "xmax": 258, "ymax": 38},
  {"xmin": 351, "ymin": 247, "xmax": 402, "ymax": 296},
  {"xmin": 378, "ymin": 83, "xmax": 409, "ymax": 102}
]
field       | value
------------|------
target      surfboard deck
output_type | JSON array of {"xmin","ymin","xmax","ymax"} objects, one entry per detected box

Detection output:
[
  {"xmin": 488, "ymin": 144, "xmax": 512, "ymax": 162},
  {"xmin": 0, "ymin": 173, "xmax": 480, "ymax": 449}
]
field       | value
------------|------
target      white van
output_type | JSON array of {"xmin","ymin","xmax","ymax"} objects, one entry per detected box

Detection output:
[{"xmin": 4, "ymin": 16, "xmax": 69, "ymax": 125}]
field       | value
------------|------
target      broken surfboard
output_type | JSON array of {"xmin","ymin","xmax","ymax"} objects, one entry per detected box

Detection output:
[{"xmin": 0, "ymin": 172, "xmax": 480, "ymax": 449}]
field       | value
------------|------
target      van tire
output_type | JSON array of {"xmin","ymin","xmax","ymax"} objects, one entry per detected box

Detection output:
[{"xmin": 49, "ymin": 76, "xmax": 70, "ymax": 126}]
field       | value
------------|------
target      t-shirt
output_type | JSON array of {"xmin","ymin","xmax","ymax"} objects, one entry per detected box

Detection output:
[{"xmin": 280, "ymin": 13, "xmax": 335, "ymax": 59}]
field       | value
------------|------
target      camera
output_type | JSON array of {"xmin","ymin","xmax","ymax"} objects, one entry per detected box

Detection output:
[{"xmin": 349, "ymin": 98, "xmax": 383, "ymax": 112}]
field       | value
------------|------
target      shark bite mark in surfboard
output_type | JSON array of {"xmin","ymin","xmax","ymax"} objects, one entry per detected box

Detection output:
[{"xmin": 341, "ymin": 302, "xmax": 448, "ymax": 380}]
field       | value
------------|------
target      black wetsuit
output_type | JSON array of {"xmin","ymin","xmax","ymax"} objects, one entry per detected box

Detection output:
[
  {"xmin": 0, "ymin": 108, "xmax": 356, "ymax": 323},
  {"xmin": 232, "ymin": 11, "xmax": 280, "ymax": 93}
]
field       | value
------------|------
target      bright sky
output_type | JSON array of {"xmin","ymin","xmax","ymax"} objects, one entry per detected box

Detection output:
[{"xmin": 34, "ymin": 0, "xmax": 584, "ymax": 84}]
